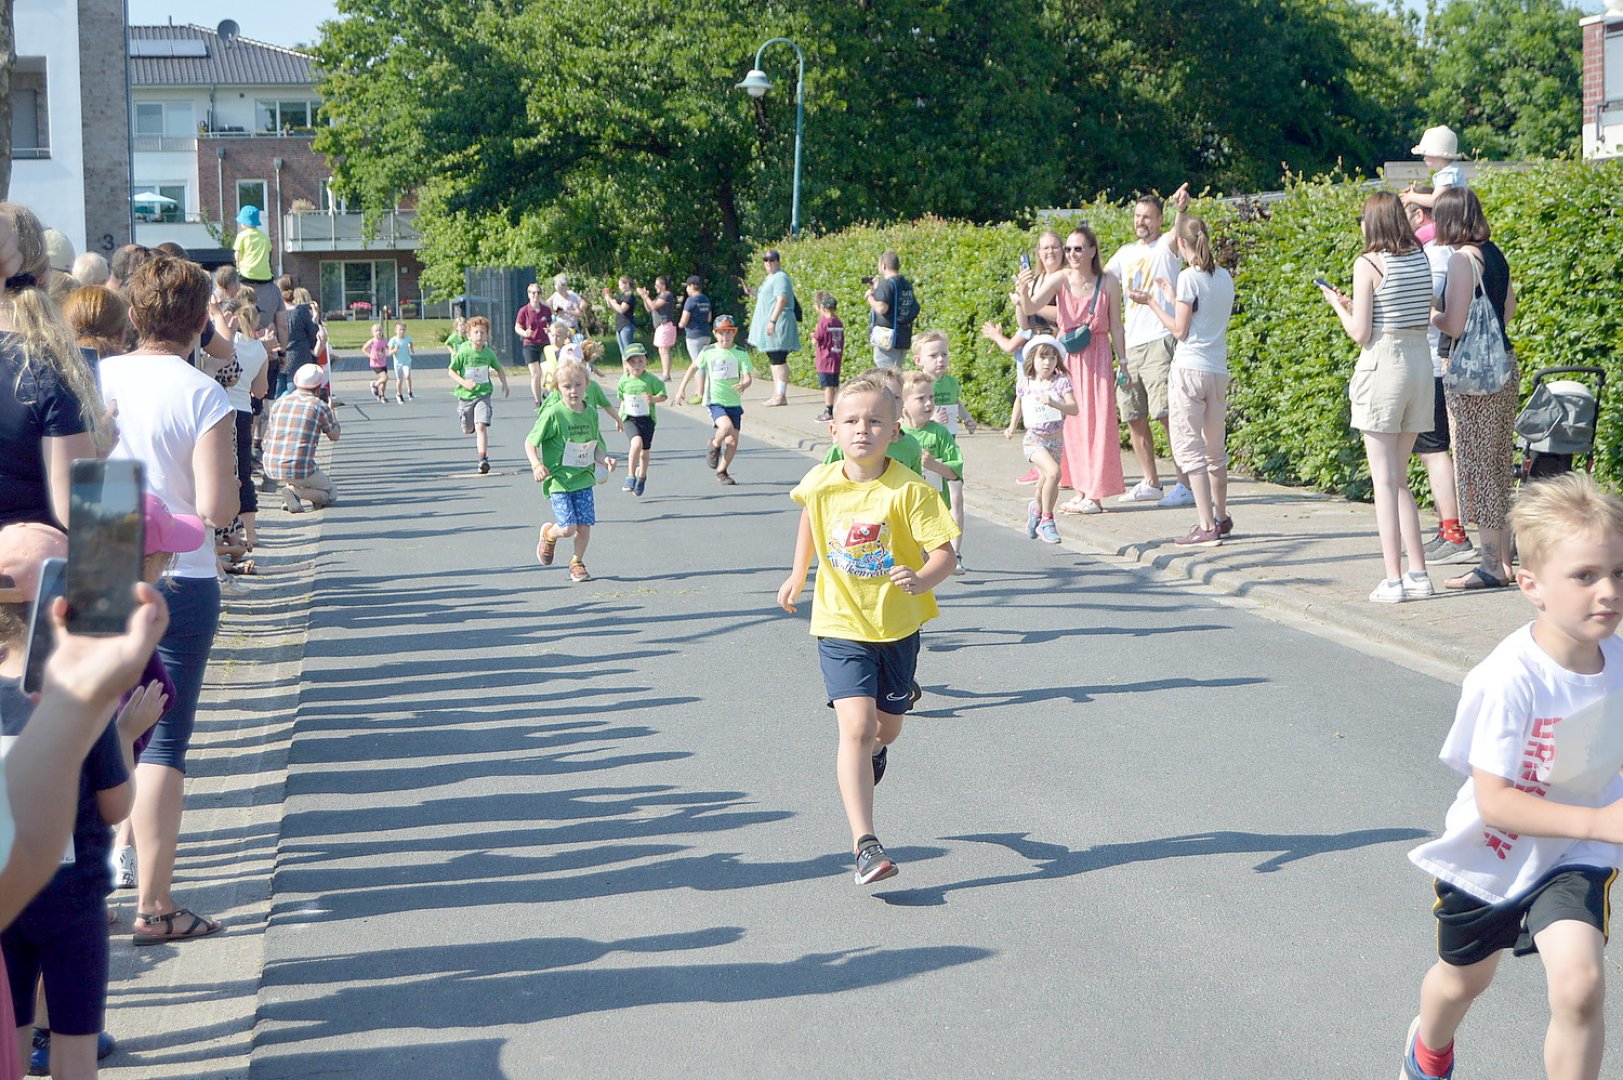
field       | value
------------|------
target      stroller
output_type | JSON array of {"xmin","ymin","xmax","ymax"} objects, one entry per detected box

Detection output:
[{"xmin": 1514, "ymin": 366, "xmax": 1605, "ymax": 480}]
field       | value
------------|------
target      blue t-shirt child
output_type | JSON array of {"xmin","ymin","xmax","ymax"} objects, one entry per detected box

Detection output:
[{"xmin": 389, "ymin": 336, "xmax": 415, "ymax": 369}]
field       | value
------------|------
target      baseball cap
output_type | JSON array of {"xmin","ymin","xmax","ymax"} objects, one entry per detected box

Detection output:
[
  {"xmin": 713, "ymin": 314, "xmax": 737, "ymax": 330},
  {"xmin": 622, "ymin": 342, "xmax": 647, "ymax": 359},
  {"xmin": 686, "ymin": 275, "xmax": 704, "ymax": 287},
  {"xmin": 294, "ymin": 363, "xmax": 326, "ymax": 389},
  {"xmin": 143, "ymin": 494, "xmax": 206, "ymax": 557},
  {"xmin": 0, "ymin": 522, "xmax": 67, "ymax": 604},
  {"xmin": 43, "ymin": 229, "xmax": 76, "ymax": 274}
]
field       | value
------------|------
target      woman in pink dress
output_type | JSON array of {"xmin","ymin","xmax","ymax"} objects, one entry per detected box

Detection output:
[{"xmin": 1019, "ymin": 225, "xmax": 1126, "ymax": 513}]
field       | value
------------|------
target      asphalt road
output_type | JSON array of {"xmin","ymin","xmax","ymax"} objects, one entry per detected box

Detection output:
[{"xmin": 244, "ymin": 384, "xmax": 1609, "ymax": 1079}]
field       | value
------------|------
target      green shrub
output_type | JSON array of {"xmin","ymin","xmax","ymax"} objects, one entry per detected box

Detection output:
[{"xmin": 753, "ymin": 160, "xmax": 1623, "ymax": 498}]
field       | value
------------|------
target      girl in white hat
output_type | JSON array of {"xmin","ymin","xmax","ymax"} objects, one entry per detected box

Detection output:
[{"xmin": 1401, "ymin": 125, "xmax": 1468, "ymax": 212}]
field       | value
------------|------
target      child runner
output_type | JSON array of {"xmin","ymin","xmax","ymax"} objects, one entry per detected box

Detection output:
[
  {"xmin": 526, "ymin": 362, "xmax": 617, "ymax": 582},
  {"xmin": 617, "ymin": 343, "xmax": 666, "ymax": 496},
  {"xmin": 1005, "ymin": 335, "xmax": 1077, "ymax": 545},
  {"xmin": 674, "ymin": 315, "xmax": 752, "ymax": 486},
  {"xmin": 388, "ymin": 321, "xmax": 415, "ymax": 402},
  {"xmin": 812, "ymin": 291, "xmax": 845, "ymax": 423},
  {"xmin": 364, "ymin": 322, "xmax": 390, "ymax": 402},
  {"xmin": 822, "ymin": 368, "xmax": 926, "ymax": 475},
  {"xmin": 1402, "ymin": 472, "xmax": 1623, "ymax": 1080},
  {"xmin": 443, "ymin": 316, "xmax": 468, "ymax": 352},
  {"xmin": 913, "ymin": 330, "xmax": 974, "ymax": 562},
  {"xmin": 448, "ymin": 316, "xmax": 509, "ymax": 474},
  {"xmin": 900, "ymin": 371, "xmax": 966, "ymax": 575},
  {"xmin": 777, "ymin": 375, "xmax": 960, "ymax": 885}
]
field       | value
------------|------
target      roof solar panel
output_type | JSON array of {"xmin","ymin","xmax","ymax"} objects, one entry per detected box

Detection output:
[{"xmin": 129, "ymin": 38, "xmax": 209, "ymax": 58}]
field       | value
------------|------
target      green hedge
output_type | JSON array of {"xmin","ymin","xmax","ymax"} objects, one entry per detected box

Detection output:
[{"xmin": 753, "ymin": 160, "xmax": 1623, "ymax": 499}]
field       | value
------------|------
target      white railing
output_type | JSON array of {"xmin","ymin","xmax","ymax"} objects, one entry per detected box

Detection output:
[
  {"xmin": 133, "ymin": 134, "xmax": 197, "ymax": 152},
  {"xmin": 282, "ymin": 210, "xmax": 420, "ymax": 252}
]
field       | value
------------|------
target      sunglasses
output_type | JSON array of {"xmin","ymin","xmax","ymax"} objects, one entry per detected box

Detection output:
[{"xmin": 1064, "ymin": 245, "xmax": 1089, "ymax": 254}]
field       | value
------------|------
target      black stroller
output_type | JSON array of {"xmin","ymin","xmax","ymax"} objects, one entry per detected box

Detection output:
[{"xmin": 1514, "ymin": 366, "xmax": 1606, "ymax": 480}]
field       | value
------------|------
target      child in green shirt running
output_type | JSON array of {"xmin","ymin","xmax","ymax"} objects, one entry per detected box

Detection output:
[
  {"xmin": 526, "ymin": 362, "xmax": 616, "ymax": 582},
  {"xmin": 444, "ymin": 316, "xmax": 467, "ymax": 351},
  {"xmin": 616, "ymin": 343, "xmax": 666, "ymax": 496},
  {"xmin": 448, "ymin": 316, "xmax": 509, "ymax": 474},
  {"xmin": 914, "ymin": 332, "xmax": 974, "ymax": 556},
  {"xmin": 674, "ymin": 314, "xmax": 753, "ymax": 485},
  {"xmin": 822, "ymin": 367, "xmax": 925, "ymax": 475},
  {"xmin": 901, "ymin": 370, "xmax": 966, "ymax": 574}
]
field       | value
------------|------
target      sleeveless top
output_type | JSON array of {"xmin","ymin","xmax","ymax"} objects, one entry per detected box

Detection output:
[
  {"xmin": 1367, "ymin": 248, "xmax": 1433, "ymax": 332},
  {"xmin": 1437, "ymin": 240, "xmax": 1514, "ymax": 354}
]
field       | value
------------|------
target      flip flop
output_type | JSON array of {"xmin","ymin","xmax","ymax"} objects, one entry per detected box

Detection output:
[{"xmin": 1444, "ymin": 567, "xmax": 1511, "ymax": 591}]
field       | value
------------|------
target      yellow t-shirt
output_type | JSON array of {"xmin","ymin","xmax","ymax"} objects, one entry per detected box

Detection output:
[
  {"xmin": 234, "ymin": 226, "xmax": 272, "ymax": 281},
  {"xmin": 790, "ymin": 460, "xmax": 960, "ymax": 643}
]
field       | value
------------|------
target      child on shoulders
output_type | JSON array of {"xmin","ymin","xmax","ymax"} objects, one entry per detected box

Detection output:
[{"xmin": 1401, "ymin": 125, "xmax": 1469, "ymax": 212}]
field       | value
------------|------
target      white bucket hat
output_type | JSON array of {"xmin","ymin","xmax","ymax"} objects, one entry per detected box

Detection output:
[{"xmin": 1412, "ymin": 125, "xmax": 1463, "ymax": 160}]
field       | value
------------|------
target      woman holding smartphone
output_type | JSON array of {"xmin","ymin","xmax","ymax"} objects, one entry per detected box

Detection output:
[{"xmin": 98, "ymin": 252, "xmax": 237, "ymax": 943}]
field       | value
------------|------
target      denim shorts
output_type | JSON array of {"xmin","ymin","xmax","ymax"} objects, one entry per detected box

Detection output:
[
  {"xmin": 708, "ymin": 404, "xmax": 743, "ymax": 430},
  {"xmin": 549, "ymin": 486, "xmax": 596, "ymax": 528},
  {"xmin": 817, "ymin": 633, "xmax": 922, "ymax": 714}
]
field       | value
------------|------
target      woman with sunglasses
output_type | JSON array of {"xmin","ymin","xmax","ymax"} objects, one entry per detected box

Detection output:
[{"xmin": 1018, "ymin": 227, "xmax": 1127, "ymax": 514}]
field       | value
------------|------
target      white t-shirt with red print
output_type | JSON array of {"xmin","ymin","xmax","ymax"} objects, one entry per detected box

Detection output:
[{"xmin": 1410, "ymin": 624, "xmax": 1623, "ymax": 904}]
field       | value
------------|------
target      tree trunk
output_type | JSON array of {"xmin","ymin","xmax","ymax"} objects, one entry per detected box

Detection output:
[{"xmin": 0, "ymin": 0, "xmax": 14, "ymax": 200}]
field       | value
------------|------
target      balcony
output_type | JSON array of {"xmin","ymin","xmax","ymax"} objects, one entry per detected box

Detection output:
[
  {"xmin": 133, "ymin": 134, "xmax": 198, "ymax": 153},
  {"xmin": 282, "ymin": 209, "xmax": 420, "ymax": 253}
]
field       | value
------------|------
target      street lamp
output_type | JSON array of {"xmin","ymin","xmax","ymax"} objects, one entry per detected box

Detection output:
[{"xmin": 737, "ymin": 37, "xmax": 804, "ymax": 238}]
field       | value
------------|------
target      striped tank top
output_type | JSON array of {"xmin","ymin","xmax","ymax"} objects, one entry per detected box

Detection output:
[{"xmin": 1369, "ymin": 248, "xmax": 1433, "ymax": 332}]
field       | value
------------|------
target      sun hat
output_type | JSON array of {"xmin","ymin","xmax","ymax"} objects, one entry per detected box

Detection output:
[
  {"xmin": 43, "ymin": 229, "xmax": 76, "ymax": 274},
  {"xmin": 1023, "ymin": 333, "xmax": 1064, "ymax": 357},
  {"xmin": 294, "ymin": 363, "xmax": 325, "ymax": 389},
  {"xmin": 1411, "ymin": 126, "xmax": 1463, "ymax": 160},
  {"xmin": 236, "ymin": 205, "xmax": 262, "ymax": 228},
  {"xmin": 0, "ymin": 522, "xmax": 67, "ymax": 604},
  {"xmin": 713, "ymin": 314, "xmax": 737, "ymax": 331},
  {"xmin": 143, "ymin": 494, "xmax": 205, "ymax": 557},
  {"xmin": 621, "ymin": 342, "xmax": 647, "ymax": 359}
]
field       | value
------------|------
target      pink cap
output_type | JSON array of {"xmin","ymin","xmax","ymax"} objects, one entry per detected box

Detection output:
[{"xmin": 143, "ymin": 494, "xmax": 206, "ymax": 556}]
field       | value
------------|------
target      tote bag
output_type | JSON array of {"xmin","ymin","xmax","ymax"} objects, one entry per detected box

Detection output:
[{"xmin": 1442, "ymin": 254, "xmax": 1512, "ymax": 397}]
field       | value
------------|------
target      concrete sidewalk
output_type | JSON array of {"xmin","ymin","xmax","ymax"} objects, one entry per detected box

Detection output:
[{"xmin": 726, "ymin": 379, "xmax": 1525, "ymax": 675}]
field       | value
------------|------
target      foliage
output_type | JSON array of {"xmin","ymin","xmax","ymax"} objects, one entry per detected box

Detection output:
[{"xmin": 754, "ymin": 161, "xmax": 1623, "ymax": 497}]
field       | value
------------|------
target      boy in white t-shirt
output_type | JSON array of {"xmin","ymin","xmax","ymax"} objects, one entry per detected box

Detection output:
[{"xmin": 1402, "ymin": 472, "xmax": 1623, "ymax": 1080}]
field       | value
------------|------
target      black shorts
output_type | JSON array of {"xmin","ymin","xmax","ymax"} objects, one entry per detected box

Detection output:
[
  {"xmin": 2, "ymin": 897, "xmax": 110, "ymax": 1034},
  {"xmin": 1434, "ymin": 865, "xmax": 1616, "ymax": 966},
  {"xmin": 817, "ymin": 633, "xmax": 921, "ymax": 715},
  {"xmin": 1413, "ymin": 376, "xmax": 1451, "ymax": 454},
  {"xmin": 817, "ymin": 371, "xmax": 841, "ymax": 389},
  {"xmin": 625, "ymin": 415, "xmax": 656, "ymax": 447},
  {"xmin": 523, "ymin": 343, "xmax": 543, "ymax": 366},
  {"xmin": 767, "ymin": 350, "xmax": 789, "ymax": 367}
]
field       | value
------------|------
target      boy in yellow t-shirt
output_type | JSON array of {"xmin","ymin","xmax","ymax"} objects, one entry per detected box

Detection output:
[{"xmin": 777, "ymin": 375, "xmax": 960, "ymax": 885}]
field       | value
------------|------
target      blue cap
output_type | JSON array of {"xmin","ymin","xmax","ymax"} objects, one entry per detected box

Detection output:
[{"xmin": 236, "ymin": 205, "xmax": 261, "ymax": 227}]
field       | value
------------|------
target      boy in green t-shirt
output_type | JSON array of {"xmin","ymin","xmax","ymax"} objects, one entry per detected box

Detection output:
[
  {"xmin": 448, "ymin": 316, "xmax": 510, "ymax": 474},
  {"xmin": 822, "ymin": 367, "xmax": 926, "ymax": 475},
  {"xmin": 901, "ymin": 370, "xmax": 966, "ymax": 574},
  {"xmin": 615, "ymin": 343, "xmax": 666, "ymax": 497},
  {"xmin": 776, "ymin": 374, "xmax": 960, "ymax": 885},
  {"xmin": 674, "ymin": 314, "xmax": 753, "ymax": 485},
  {"xmin": 913, "ymin": 332, "xmax": 974, "ymax": 559},
  {"xmin": 526, "ymin": 362, "xmax": 616, "ymax": 582}
]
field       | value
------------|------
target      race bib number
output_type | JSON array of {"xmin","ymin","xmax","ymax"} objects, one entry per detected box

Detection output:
[
  {"xmin": 710, "ymin": 355, "xmax": 739, "ymax": 381},
  {"xmin": 934, "ymin": 406, "xmax": 959, "ymax": 435},
  {"xmin": 465, "ymin": 364, "xmax": 491, "ymax": 385},
  {"xmin": 1025, "ymin": 398, "xmax": 1061, "ymax": 427},
  {"xmin": 563, "ymin": 440, "xmax": 597, "ymax": 468},
  {"xmin": 622, "ymin": 393, "xmax": 651, "ymax": 417}
]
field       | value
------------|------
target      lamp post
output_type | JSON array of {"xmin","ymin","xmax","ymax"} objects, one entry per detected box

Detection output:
[{"xmin": 737, "ymin": 37, "xmax": 804, "ymax": 238}]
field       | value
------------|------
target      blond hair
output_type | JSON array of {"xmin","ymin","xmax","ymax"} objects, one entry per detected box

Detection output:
[
  {"xmin": 554, "ymin": 360, "xmax": 590, "ymax": 388},
  {"xmin": 1510, "ymin": 473, "xmax": 1623, "ymax": 570},
  {"xmin": 910, "ymin": 329, "xmax": 947, "ymax": 358},
  {"xmin": 223, "ymin": 297, "xmax": 259, "ymax": 335},
  {"xmin": 901, "ymin": 370, "xmax": 935, "ymax": 395},
  {"xmin": 0, "ymin": 204, "xmax": 106, "ymax": 440},
  {"xmin": 857, "ymin": 366, "xmax": 903, "ymax": 399},
  {"xmin": 834, "ymin": 374, "xmax": 899, "ymax": 416}
]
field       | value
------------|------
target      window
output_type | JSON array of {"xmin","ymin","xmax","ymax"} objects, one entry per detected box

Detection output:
[
  {"xmin": 133, "ymin": 184, "xmax": 186, "ymax": 224},
  {"xmin": 320, "ymin": 259, "xmax": 397, "ymax": 318},
  {"xmin": 10, "ymin": 63, "xmax": 47, "ymax": 158},
  {"xmin": 236, "ymin": 179, "xmax": 268, "ymax": 216},
  {"xmin": 256, "ymin": 100, "xmax": 317, "ymax": 135},
  {"xmin": 134, "ymin": 102, "xmax": 194, "ymax": 136},
  {"xmin": 135, "ymin": 103, "xmax": 163, "ymax": 135}
]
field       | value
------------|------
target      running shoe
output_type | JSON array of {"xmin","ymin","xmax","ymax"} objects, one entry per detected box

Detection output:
[
  {"xmin": 1424, "ymin": 534, "xmax": 1477, "ymax": 564},
  {"xmin": 634, "ymin": 477, "xmax": 646, "ymax": 496},
  {"xmin": 1027, "ymin": 500, "xmax": 1039, "ymax": 539},
  {"xmin": 1400, "ymin": 1017, "xmax": 1454, "ymax": 1079},
  {"xmin": 1368, "ymin": 578, "xmax": 1406, "ymax": 603},
  {"xmin": 1157, "ymin": 482, "xmax": 1195, "ymax": 508},
  {"xmin": 29, "ymin": 1030, "xmax": 117, "ymax": 1075},
  {"xmin": 396, "ymin": 396, "xmax": 404, "ymax": 404},
  {"xmin": 1174, "ymin": 523, "xmax": 1221, "ymax": 547},
  {"xmin": 622, "ymin": 476, "xmax": 637, "ymax": 493},
  {"xmin": 1037, "ymin": 517, "xmax": 1061, "ymax": 544},
  {"xmin": 872, "ymin": 745, "xmax": 888, "ymax": 786},
  {"xmin": 478, "ymin": 457, "xmax": 490, "ymax": 475},
  {"xmin": 717, "ymin": 471, "xmax": 736, "ymax": 486},
  {"xmin": 569, "ymin": 559, "xmax": 591, "ymax": 582},
  {"xmin": 816, "ymin": 408, "xmax": 833, "ymax": 422},
  {"xmin": 952, "ymin": 554, "xmax": 966, "ymax": 576},
  {"xmin": 537, "ymin": 526, "xmax": 558, "ymax": 566},
  {"xmin": 706, "ymin": 444, "xmax": 721, "ymax": 469},
  {"xmin": 854, "ymin": 837, "xmax": 898, "ymax": 885},
  {"xmin": 112, "ymin": 846, "xmax": 136, "ymax": 889},
  {"xmin": 1218, "ymin": 515, "xmax": 1234, "ymax": 537},
  {"xmin": 1119, "ymin": 480, "xmax": 1163, "ymax": 503},
  {"xmin": 1016, "ymin": 467, "xmax": 1039, "ymax": 485},
  {"xmin": 909, "ymin": 680, "xmax": 922, "ymax": 706},
  {"xmin": 281, "ymin": 488, "xmax": 303, "ymax": 515}
]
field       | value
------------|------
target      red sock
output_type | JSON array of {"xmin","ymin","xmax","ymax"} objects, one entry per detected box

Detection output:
[
  {"xmin": 1439, "ymin": 518, "xmax": 1466, "ymax": 544},
  {"xmin": 1413, "ymin": 1032, "xmax": 1454, "ymax": 1078}
]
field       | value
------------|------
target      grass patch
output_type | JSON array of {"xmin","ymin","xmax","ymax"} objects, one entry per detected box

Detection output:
[{"xmin": 325, "ymin": 318, "xmax": 454, "ymax": 350}]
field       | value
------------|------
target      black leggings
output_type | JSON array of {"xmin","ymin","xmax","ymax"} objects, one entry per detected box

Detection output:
[{"xmin": 234, "ymin": 409, "xmax": 258, "ymax": 514}]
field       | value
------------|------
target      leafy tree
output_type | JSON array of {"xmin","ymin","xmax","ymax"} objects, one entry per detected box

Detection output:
[{"xmin": 1420, "ymin": 0, "xmax": 1584, "ymax": 159}]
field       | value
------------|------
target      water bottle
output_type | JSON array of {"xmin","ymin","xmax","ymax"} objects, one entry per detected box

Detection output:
[{"xmin": 1115, "ymin": 362, "xmax": 1130, "ymax": 390}]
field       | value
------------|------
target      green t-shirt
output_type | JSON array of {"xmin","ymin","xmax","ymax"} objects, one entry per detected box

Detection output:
[
  {"xmin": 525, "ymin": 402, "xmax": 602, "ymax": 495},
  {"xmin": 450, "ymin": 344, "xmax": 501, "ymax": 400},
  {"xmin": 931, "ymin": 373, "xmax": 961, "ymax": 407},
  {"xmin": 903, "ymin": 420, "xmax": 963, "ymax": 507},
  {"xmin": 617, "ymin": 372, "xmax": 666, "ymax": 421},
  {"xmin": 445, "ymin": 332, "xmax": 467, "ymax": 350},
  {"xmin": 822, "ymin": 429, "xmax": 925, "ymax": 476},
  {"xmin": 696, "ymin": 345, "xmax": 753, "ymax": 408},
  {"xmin": 541, "ymin": 380, "xmax": 613, "ymax": 414}
]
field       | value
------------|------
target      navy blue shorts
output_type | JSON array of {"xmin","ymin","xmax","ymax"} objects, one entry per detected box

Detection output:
[
  {"xmin": 625, "ymin": 415, "xmax": 656, "ymax": 447},
  {"xmin": 817, "ymin": 633, "xmax": 921, "ymax": 714},
  {"xmin": 817, "ymin": 371, "xmax": 841, "ymax": 389},
  {"xmin": 2, "ymin": 899, "xmax": 110, "ymax": 1034},
  {"xmin": 708, "ymin": 404, "xmax": 743, "ymax": 430}
]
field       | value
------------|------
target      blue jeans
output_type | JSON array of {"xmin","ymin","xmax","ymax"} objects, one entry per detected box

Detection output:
[
  {"xmin": 144, "ymin": 576, "xmax": 221, "ymax": 772},
  {"xmin": 617, "ymin": 325, "xmax": 637, "ymax": 355}
]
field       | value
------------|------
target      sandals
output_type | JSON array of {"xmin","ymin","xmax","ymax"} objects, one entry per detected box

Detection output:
[
  {"xmin": 1444, "ymin": 567, "xmax": 1511, "ymax": 591},
  {"xmin": 224, "ymin": 559, "xmax": 257, "ymax": 575},
  {"xmin": 133, "ymin": 907, "xmax": 222, "ymax": 945}
]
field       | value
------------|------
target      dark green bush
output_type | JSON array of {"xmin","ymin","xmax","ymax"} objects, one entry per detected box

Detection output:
[{"xmin": 755, "ymin": 160, "xmax": 1623, "ymax": 498}]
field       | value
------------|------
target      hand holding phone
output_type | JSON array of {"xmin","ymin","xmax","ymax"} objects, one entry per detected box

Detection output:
[
  {"xmin": 1019, "ymin": 253, "xmax": 1031, "ymax": 273},
  {"xmin": 1313, "ymin": 277, "xmax": 1335, "ymax": 291}
]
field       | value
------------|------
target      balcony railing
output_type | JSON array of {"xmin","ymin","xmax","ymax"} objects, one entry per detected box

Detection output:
[
  {"xmin": 133, "ymin": 134, "xmax": 197, "ymax": 152},
  {"xmin": 282, "ymin": 209, "xmax": 420, "ymax": 253}
]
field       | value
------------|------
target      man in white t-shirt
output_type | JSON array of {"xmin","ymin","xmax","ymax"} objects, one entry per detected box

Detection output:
[
  {"xmin": 1401, "ymin": 474, "xmax": 1623, "ymax": 1080},
  {"xmin": 1105, "ymin": 185, "xmax": 1192, "ymax": 508}
]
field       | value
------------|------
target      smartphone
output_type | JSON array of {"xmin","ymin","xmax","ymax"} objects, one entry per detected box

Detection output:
[
  {"xmin": 862, "ymin": 276, "xmax": 875, "ymax": 287},
  {"xmin": 20, "ymin": 557, "xmax": 65, "ymax": 694},
  {"xmin": 65, "ymin": 459, "xmax": 145, "ymax": 636},
  {"xmin": 1019, "ymin": 253, "xmax": 1031, "ymax": 272},
  {"xmin": 1313, "ymin": 277, "xmax": 1335, "ymax": 291}
]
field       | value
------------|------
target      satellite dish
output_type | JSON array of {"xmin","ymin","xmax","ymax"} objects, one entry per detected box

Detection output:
[{"xmin": 217, "ymin": 19, "xmax": 240, "ymax": 48}]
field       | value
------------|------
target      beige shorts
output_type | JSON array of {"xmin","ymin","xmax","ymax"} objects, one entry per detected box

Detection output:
[
  {"xmin": 1350, "ymin": 330, "xmax": 1433, "ymax": 434},
  {"xmin": 1118, "ymin": 336, "xmax": 1174, "ymax": 422},
  {"xmin": 1169, "ymin": 368, "xmax": 1230, "ymax": 475}
]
